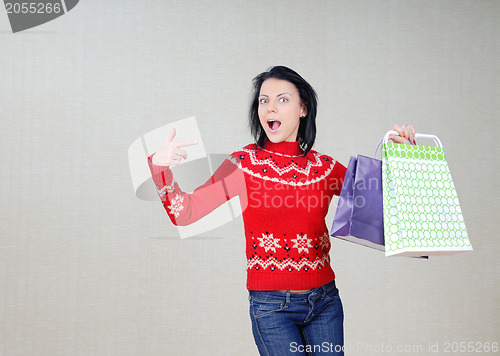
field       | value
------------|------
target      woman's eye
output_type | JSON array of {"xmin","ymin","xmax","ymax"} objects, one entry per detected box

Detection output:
[
  {"xmin": 279, "ymin": 97, "xmax": 288, "ymax": 103},
  {"xmin": 259, "ymin": 98, "xmax": 268, "ymax": 104}
]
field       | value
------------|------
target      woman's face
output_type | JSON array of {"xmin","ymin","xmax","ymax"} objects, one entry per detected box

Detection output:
[{"xmin": 258, "ymin": 78, "xmax": 306, "ymax": 144}]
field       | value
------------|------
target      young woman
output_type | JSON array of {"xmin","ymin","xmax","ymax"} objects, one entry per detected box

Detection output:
[{"xmin": 148, "ymin": 66, "xmax": 415, "ymax": 355}]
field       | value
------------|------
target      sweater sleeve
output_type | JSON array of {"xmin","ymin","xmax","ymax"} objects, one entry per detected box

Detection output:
[
  {"xmin": 147, "ymin": 154, "xmax": 245, "ymax": 226},
  {"xmin": 328, "ymin": 160, "xmax": 347, "ymax": 197}
]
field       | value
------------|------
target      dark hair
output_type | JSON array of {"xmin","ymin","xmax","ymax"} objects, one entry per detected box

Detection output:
[{"xmin": 249, "ymin": 66, "xmax": 318, "ymax": 155}]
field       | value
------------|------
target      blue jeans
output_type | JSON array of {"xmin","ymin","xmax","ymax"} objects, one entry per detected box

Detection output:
[{"xmin": 249, "ymin": 280, "xmax": 344, "ymax": 356}]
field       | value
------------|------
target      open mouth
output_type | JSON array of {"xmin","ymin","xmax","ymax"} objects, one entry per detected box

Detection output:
[{"xmin": 267, "ymin": 119, "xmax": 281, "ymax": 133}]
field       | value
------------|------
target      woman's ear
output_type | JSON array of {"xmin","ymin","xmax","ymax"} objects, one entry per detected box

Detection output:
[{"xmin": 300, "ymin": 104, "xmax": 307, "ymax": 118}]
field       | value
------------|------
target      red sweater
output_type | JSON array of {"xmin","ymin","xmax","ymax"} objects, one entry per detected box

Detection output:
[{"xmin": 148, "ymin": 140, "xmax": 346, "ymax": 291}]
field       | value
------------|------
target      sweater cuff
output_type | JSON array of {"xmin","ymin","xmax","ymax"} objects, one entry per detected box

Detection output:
[{"xmin": 148, "ymin": 153, "xmax": 174, "ymax": 186}]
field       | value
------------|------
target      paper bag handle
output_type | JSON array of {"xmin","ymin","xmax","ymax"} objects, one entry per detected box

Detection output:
[
  {"xmin": 383, "ymin": 130, "xmax": 443, "ymax": 148},
  {"xmin": 375, "ymin": 131, "xmax": 443, "ymax": 158}
]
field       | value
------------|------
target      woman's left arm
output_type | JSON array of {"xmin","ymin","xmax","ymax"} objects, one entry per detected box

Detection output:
[{"xmin": 388, "ymin": 124, "xmax": 416, "ymax": 144}]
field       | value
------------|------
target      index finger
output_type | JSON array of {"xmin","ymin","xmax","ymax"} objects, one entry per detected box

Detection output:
[
  {"xmin": 174, "ymin": 139, "xmax": 198, "ymax": 148},
  {"xmin": 408, "ymin": 125, "xmax": 416, "ymax": 139},
  {"xmin": 391, "ymin": 124, "xmax": 404, "ymax": 137}
]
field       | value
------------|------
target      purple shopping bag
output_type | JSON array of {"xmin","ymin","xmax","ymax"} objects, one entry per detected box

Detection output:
[{"xmin": 331, "ymin": 155, "xmax": 384, "ymax": 251}]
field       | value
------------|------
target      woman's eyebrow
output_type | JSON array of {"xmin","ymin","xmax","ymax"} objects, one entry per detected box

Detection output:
[{"xmin": 259, "ymin": 92, "xmax": 292, "ymax": 97}]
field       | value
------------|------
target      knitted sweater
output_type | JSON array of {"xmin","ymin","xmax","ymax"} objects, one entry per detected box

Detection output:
[{"xmin": 148, "ymin": 140, "xmax": 347, "ymax": 291}]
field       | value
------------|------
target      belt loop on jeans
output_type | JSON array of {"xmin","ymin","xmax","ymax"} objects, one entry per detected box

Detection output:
[
  {"xmin": 285, "ymin": 292, "xmax": 291, "ymax": 304},
  {"xmin": 321, "ymin": 280, "xmax": 333, "ymax": 297}
]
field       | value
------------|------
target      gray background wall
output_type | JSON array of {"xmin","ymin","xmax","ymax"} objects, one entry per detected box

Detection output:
[{"xmin": 1, "ymin": 1, "xmax": 498, "ymax": 355}]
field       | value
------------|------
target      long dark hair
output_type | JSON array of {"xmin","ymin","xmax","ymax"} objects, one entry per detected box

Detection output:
[{"xmin": 249, "ymin": 66, "xmax": 318, "ymax": 155}]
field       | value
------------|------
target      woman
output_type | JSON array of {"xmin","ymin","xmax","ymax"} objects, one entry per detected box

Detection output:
[{"xmin": 149, "ymin": 66, "xmax": 415, "ymax": 355}]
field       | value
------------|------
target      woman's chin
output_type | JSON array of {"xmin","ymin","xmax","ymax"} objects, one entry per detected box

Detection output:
[{"xmin": 265, "ymin": 134, "xmax": 284, "ymax": 143}]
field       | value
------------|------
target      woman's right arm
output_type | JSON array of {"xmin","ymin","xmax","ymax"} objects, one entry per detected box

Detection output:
[{"xmin": 148, "ymin": 129, "xmax": 245, "ymax": 226}]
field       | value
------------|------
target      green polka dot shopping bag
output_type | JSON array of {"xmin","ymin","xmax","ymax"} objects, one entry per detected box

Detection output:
[{"xmin": 382, "ymin": 131, "xmax": 472, "ymax": 257}]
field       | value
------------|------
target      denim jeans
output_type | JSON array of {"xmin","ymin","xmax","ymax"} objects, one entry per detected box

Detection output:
[{"xmin": 249, "ymin": 280, "xmax": 344, "ymax": 356}]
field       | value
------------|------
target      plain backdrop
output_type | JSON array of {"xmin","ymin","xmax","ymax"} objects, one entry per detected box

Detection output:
[{"xmin": 1, "ymin": 1, "xmax": 498, "ymax": 355}]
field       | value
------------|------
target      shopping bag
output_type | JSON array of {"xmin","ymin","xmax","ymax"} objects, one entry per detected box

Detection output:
[
  {"xmin": 331, "ymin": 155, "xmax": 384, "ymax": 251},
  {"xmin": 382, "ymin": 131, "xmax": 472, "ymax": 257}
]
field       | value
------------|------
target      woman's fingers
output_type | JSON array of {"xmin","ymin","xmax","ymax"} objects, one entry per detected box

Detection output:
[
  {"xmin": 169, "ymin": 140, "xmax": 198, "ymax": 165},
  {"xmin": 174, "ymin": 139, "xmax": 198, "ymax": 149},
  {"xmin": 389, "ymin": 135, "xmax": 409, "ymax": 144},
  {"xmin": 391, "ymin": 124, "xmax": 403, "ymax": 136},
  {"xmin": 152, "ymin": 127, "xmax": 198, "ymax": 166},
  {"xmin": 389, "ymin": 124, "xmax": 404, "ymax": 143},
  {"xmin": 175, "ymin": 148, "xmax": 188, "ymax": 160},
  {"xmin": 389, "ymin": 124, "xmax": 416, "ymax": 144},
  {"xmin": 404, "ymin": 125, "xmax": 412, "ymax": 139},
  {"xmin": 409, "ymin": 125, "xmax": 416, "ymax": 139},
  {"xmin": 403, "ymin": 125, "xmax": 415, "ymax": 142},
  {"xmin": 168, "ymin": 157, "xmax": 182, "ymax": 166},
  {"xmin": 162, "ymin": 128, "xmax": 197, "ymax": 148}
]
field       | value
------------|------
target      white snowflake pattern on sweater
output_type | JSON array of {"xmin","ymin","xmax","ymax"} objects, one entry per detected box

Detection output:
[
  {"xmin": 168, "ymin": 194, "xmax": 184, "ymax": 218},
  {"xmin": 257, "ymin": 233, "xmax": 282, "ymax": 253},
  {"xmin": 156, "ymin": 181, "xmax": 176, "ymax": 199},
  {"xmin": 291, "ymin": 234, "xmax": 313, "ymax": 253}
]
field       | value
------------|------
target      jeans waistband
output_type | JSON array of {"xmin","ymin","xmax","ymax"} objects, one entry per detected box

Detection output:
[{"xmin": 249, "ymin": 279, "xmax": 336, "ymax": 303}]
